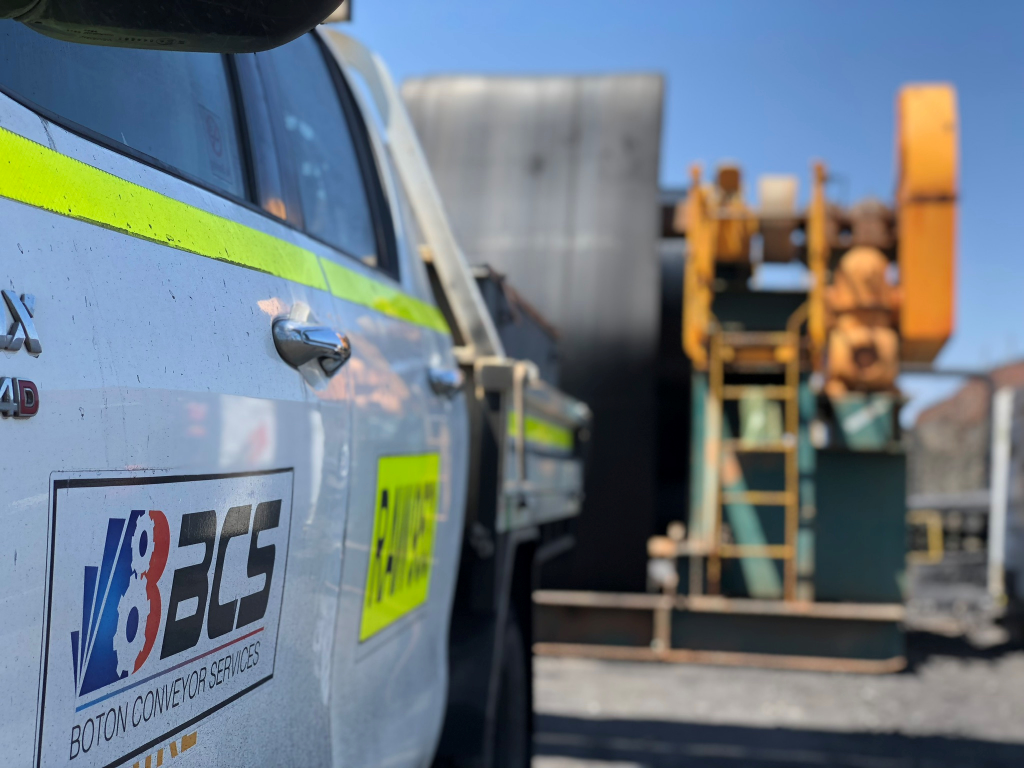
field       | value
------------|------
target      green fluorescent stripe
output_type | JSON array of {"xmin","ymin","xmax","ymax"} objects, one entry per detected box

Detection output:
[
  {"xmin": 319, "ymin": 258, "xmax": 449, "ymax": 334},
  {"xmin": 507, "ymin": 410, "xmax": 574, "ymax": 451},
  {"xmin": 0, "ymin": 125, "xmax": 450, "ymax": 333},
  {"xmin": 0, "ymin": 126, "xmax": 326, "ymax": 290}
]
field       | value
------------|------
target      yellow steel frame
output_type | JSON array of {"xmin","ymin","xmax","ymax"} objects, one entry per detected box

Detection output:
[
  {"xmin": 682, "ymin": 165, "xmax": 717, "ymax": 370},
  {"xmin": 806, "ymin": 162, "xmax": 828, "ymax": 372},
  {"xmin": 906, "ymin": 508, "xmax": 945, "ymax": 565}
]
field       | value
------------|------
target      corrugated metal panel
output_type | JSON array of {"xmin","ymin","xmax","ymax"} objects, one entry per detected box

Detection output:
[{"xmin": 404, "ymin": 75, "xmax": 663, "ymax": 591}]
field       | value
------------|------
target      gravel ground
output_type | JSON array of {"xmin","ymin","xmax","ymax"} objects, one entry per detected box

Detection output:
[{"xmin": 532, "ymin": 633, "xmax": 1024, "ymax": 768}]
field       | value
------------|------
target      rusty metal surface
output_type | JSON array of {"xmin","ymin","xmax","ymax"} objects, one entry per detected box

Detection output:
[
  {"xmin": 533, "ymin": 642, "xmax": 907, "ymax": 674},
  {"xmin": 533, "ymin": 589, "xmax": 906, "ymax": 622},
  {"xmin": 534, "ymin": 590, "xmax": 671, "ymax": 610}
]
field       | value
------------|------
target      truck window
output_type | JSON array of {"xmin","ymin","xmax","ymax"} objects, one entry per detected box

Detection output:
[
  {"xmin": 256, "ymin": 36, "xmax": 382, "ymax": 271},
  {"xmin": 0, "ymin": 21, "xmax": 248, "ymax": 200}
]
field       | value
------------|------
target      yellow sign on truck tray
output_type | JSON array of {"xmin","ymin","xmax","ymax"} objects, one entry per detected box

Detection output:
[{"xmin": 361, "ymin": 454, "xmax": 441, "ymax": 641}]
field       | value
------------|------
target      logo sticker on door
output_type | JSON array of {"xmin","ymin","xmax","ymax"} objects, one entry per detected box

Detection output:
[
  {"xmin": 36, "ymin": 470, "xmax": 293, "ymax": 768},
  {"xmin": 360, "ymin": 454, "xmax": 440, "ymax": 641}
]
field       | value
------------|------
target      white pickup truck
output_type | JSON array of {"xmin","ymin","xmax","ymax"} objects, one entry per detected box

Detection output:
[{"xmin": 0, "ymin": 13, "xmax": 588, "ymax": 768}]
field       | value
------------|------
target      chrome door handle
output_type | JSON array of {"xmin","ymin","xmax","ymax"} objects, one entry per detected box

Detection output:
[
  {"xmin": 428, "ymin": 365, "xmax": 465, "ymax": 398},
  {"xmin": 273, "ymin": 318, "xmax": 351, "ymax": 377}
]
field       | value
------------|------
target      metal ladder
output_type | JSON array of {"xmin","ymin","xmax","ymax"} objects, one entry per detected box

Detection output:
[{"xmin": 702, "ymin": 323, "xmax": 802, "ymax": 601}]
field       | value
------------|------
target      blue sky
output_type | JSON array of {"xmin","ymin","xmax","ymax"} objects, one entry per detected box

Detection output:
[{"xmin": 345, "ymin": 1, "xmax": 1024, "ymax": 420}]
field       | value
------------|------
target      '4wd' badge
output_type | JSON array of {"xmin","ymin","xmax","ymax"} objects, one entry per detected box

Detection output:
[
  {"xmin": 0, "ymin": 376, "xmax": 38, "ymax": 417},
  {"xmin": 36, "ymin": 470, "xmax": 294, "ymax": 768}
]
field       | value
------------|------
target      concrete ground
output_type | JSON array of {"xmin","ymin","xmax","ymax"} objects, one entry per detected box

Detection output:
[{"xmin": 532, "ymin": 632, "xmax": 1024, "ymax": 768}]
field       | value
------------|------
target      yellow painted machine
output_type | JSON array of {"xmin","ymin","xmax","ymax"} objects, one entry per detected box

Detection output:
[
  {"xmin": 532, "ymin": 84, "xmax": 957, "ymax": 672},
  {"xmin": 682, "ymin": 83, "xmax": 956, "ymax": 383},
  {"xmin": 669, "ymin": 83, "xmax": 956, "ymax": 617}
]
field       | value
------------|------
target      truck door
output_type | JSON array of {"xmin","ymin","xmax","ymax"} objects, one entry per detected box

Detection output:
[
  {"xmin": 0, "ymin": 24, "xmax": 353, "ymax": 768},
  {"xmin": 253, "ymin": 34, "xmax": 469, "ymax": 768}
]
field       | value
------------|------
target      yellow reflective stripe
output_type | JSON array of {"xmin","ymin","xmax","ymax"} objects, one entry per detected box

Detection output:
[
  {"xmin": 507, "ymin": 410, "xmax": 574, "ymax": 451},
  {"xmin": 0, "ymin": 125, "xmax": 326, "ymax": 290},
  {"xmin": 360, "ymin": 453, "xmax": 440, "ymax": 641},
  {"xmin": 0, "ymin": 125, "xmax": 450, "ymax": 333},
  {"xmin": 320, "ymin": 258, "xmax": 449, "ymax": 334}
]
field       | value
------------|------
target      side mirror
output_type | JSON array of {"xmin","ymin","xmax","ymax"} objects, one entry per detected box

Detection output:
[{"xmin": 1, "ymin": 0, "xmax": 346, "ymax": 53}]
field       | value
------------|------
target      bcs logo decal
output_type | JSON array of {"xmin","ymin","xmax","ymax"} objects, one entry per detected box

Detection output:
[
  {"xmin": 37, "ymin": 471, "xmax": 293, "ymax": 768},
  {"xmin": 72, "ymin": 510, "xmax": 170, "ymax": 696}
]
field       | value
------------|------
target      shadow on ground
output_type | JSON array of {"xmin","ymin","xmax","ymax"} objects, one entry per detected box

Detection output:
[
  {"xmin": 534, "ymin": 715, "xmax": 1024, "ymax": 767},
  {"xmin": 905, "ymin": 629, "xmax": 1023, "ymax": 671}
]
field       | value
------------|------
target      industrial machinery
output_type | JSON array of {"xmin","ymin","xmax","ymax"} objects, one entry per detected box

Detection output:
[
  {"xmin": 534, "ymin": 84, "xmax": 958, "ymax": 672},
  {"xmin": 675, "ymin": 83, "xmax": 955, "ymax": 601}
]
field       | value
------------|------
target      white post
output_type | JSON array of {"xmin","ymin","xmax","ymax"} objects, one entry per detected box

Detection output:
[{"xmin": 988, "ymin": 387, "xmax": 1015, "ymax": 603}]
